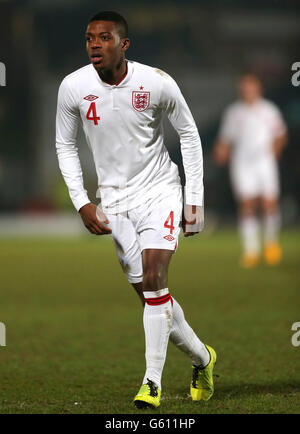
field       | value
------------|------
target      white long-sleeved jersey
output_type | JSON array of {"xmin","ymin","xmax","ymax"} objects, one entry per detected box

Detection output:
[
  {"xmin": 56, "ymin": 60, "xmax": 203, "ymax": 213},
  {"xmin": 218, "ymin": 98, "xmax": 287, "ymax": 166}
]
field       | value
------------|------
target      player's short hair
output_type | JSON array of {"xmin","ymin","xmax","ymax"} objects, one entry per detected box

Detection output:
[{"xmin": 89, "ymin": 11, "xmax": 128, "ymax": 38}]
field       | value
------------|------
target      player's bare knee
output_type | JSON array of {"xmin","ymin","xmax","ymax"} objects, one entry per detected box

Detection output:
[
  {"xmin": 142, "ymin": 268, "xmax": 167, "ymax": 292},
  {"xmin": 239, "ymin": 202, "xmax": 257, "ymax": 217},
  {"xmin": 262, "ymin": 198, "xmax": 278, "ymax": 215}
]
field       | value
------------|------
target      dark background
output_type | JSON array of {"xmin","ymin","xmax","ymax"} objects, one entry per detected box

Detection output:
[{"xmin": 0, "ymin": 0, "xmax": 299, "ymax": 227}]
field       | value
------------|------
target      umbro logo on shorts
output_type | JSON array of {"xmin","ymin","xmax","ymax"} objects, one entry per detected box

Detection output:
[
  {"xmin": 164, "ymin": 235, "xmax": 175, "ymax": 241},
  {"xmin": 84, "ymin": 94, "xmax": 99, "ymax": 101}
]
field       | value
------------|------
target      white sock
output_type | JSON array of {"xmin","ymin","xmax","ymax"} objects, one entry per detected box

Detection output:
[
  {"xmin": 169, "ymin": 298, "xmax": 210, "ymax": 367},
  {"xmin": 263, "ymin": 210, "xmax": 281, "ymax": 245},
  {"xmin": 239, "ymin": 215, "xmax": 260, "ymax": 255},
  {"xmin": 142, "ymin": 288, "xmax": 173, "ymax": 390}
]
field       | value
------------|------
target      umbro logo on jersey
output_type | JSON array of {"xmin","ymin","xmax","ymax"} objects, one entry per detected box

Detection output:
[
  {"xmin": 84, "ymin": 94, "xmax": 99, "ymax": 101},
  {"xmin": 164, "ymin": 235, "xmax": 175, "ymax": 242}
]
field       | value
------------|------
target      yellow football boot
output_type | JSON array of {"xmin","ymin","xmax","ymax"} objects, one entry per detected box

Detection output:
[
  {"xmin": 134, "ymin": 379, "xmax": 161, "ymax": 409},
  {"xmin": 264, "ymin": 242, "xmax": 282, "ymax": 266},
  {"xmin": 240, "ymin": 253, "xmax": 260, "ymax": 269},
  {"xmin": 190, "ymin": 345, "xmax": 217, "ymax": 401}
]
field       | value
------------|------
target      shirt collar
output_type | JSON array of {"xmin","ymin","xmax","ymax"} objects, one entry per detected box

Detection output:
[{"xmin": 92, "ymin": 59, "xmax": 133, "ymax": 88}]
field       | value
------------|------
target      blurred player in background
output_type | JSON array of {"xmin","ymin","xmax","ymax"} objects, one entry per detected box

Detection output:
[
  {"xmin": 213, "ymin": 74, "xmax": 287, "ymax": 268},
  {"xmin": 55, "ymin": 11, "xmax": 216, "ymax": 408}
]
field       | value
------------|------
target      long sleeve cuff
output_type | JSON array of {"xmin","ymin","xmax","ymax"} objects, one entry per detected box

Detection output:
[
  {"xmin": 184, "ymin": 187, "xmax": 204, "ymax": 206},
  {"xmin": 72, "ymin": 192, "xmax": 91, "ymax": 212}
]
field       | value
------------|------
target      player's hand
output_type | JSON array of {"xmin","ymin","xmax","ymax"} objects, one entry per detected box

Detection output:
[
  {"xmin": 271, "ymin": 133, "xmax": 287, "ymax": 160},
  {"xmin": 183, "ymin": 205, "xmax": 204, "ymax": 237},
  {"xmin": 213, "ymin": 142, "xmax": 231, "ymax": 166},
  {"xmin": 79, "ymin": 203, "xmax": 112, "ymax": 235}
]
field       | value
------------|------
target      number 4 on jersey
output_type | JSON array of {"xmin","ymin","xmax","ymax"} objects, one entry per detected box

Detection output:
[{"xmin": 86, "ymin": 102, "xmax": 100, "ymax": 125}]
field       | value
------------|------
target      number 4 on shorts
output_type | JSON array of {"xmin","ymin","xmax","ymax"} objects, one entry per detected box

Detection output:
[{"xmin": 164, "ymin": 211, "xmax": 174, "ymax": 234}]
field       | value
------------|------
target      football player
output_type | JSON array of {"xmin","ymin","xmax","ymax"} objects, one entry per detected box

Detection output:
[
  {"xmin": 214, "ymin": 74, "xmax": 287, "ymax": 268},
  {"xmin": 55, "ymin": 11, "xmax": 216, "ymax": 408}
]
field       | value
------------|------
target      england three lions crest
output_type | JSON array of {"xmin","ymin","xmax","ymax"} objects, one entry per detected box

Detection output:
[{"xmin": 132, "ymin": 90, "xmax": 150, "ymax": 112}]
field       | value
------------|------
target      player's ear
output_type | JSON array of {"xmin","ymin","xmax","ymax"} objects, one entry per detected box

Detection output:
[{"xmin": 121, "ymin": 38, "xmax": 130, "ymax": 52}]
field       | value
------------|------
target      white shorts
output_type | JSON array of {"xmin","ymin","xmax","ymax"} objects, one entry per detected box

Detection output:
[
  {"xmin": 106, "ymin": 185, "xmax": 183, "ymax": 284},
  {"xmin": 230, "ymin": 157, "xmax": 280, "ymax": 200}
]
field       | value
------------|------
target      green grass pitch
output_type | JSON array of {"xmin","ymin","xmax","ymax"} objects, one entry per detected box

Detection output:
[{"xmin": 0, "ymin": 229, "xmax": 299, "ymax": 414}]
